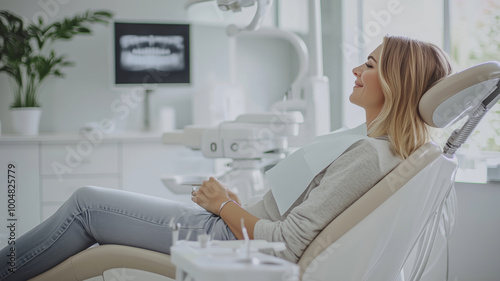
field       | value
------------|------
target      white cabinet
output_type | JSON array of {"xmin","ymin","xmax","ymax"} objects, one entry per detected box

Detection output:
[
  {"xmin": 0, "ymin": 143, "xmax": 40, "ymax": 248},
  {"xmin": 39, "ymin": 142, "xmax": 121, "ymax": 220},
  {"xmin": 40, "ymin": 142, "xmax": 120, "ymax": 176},
  {"xmin": 0, "ymin": 132, "xmax": 216, "ymax": 245}
]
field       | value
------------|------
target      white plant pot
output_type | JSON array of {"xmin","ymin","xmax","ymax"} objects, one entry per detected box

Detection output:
[{"xmin": 10, "ymin": 107, "xmax": 42, "ymax": 135}]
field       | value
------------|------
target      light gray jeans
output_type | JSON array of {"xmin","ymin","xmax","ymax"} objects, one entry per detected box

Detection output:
[{"xmin": 0, "ymin": 186, "xmax": 236, "ymax": 281}]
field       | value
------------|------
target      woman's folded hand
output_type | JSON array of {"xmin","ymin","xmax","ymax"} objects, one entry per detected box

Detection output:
[{"xmin": 192, "ymin": 177, "xmax": 230, "ymax": 214}]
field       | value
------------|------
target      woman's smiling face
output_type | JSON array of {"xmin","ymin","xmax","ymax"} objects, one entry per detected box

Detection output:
[{"xmin": 349, "ymin": 44, "xmax": 384, "ymax": 122}]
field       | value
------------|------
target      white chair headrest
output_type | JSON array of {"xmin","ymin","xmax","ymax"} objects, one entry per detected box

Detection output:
[{"xmin": 419, "ymin": 61, "xmax": 500, "ymax": 128}]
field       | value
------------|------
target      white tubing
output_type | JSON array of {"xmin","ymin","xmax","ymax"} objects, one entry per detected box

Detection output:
[{"xmin": 246, "ymin": 0, "xmax": 273, "ymax": 31}]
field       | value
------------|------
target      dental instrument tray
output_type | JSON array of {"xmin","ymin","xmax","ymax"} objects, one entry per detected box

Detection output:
[{"xmin": 171, "ymin": 240, "xmax": 298, "ymax": 281}]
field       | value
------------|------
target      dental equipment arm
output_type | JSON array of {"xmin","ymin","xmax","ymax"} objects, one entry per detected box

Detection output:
[
  {"xmin": 233, "ymin": 0, "xmax": 330, "ymax": 145},
  {"xmin": 229, "ymin": 25, "xmax": 330, "ymax": 146},
  {"xmin": 162, "ymin": 112, "xmax": 303, "ymax": 204},
  {"xmin": 185, "ymin": 0, "xmax": 331, "ymax": 146},
  {"xmin": 163, "ymin": 112, "xmax": 303, "ymax": 158},
  {"xmin": 225, "ymin": 0, "xmax": 273, "ymax": 35}
]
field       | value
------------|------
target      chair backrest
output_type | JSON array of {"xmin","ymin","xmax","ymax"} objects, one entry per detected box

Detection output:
[
  {"xmin": 298, "ymin": 142, "xmax": 458, "ymax": 281},
  {"xmin": 297, "ymin": 61, "xmax": 500, "ymax": 280}
]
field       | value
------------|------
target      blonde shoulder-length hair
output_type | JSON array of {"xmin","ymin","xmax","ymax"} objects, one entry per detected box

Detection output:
[{"xmin": 368, "ymin": 35, "xmax": 453, "ymax": 159}]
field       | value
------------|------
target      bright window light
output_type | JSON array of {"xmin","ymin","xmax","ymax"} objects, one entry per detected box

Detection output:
[{"xmin": 344, "ymin": 0, "xmax": 500, "ymax": 183}]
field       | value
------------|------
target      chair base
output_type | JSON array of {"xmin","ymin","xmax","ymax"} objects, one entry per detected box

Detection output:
[{"xmin": 29, "ymin": 245, "xmax": 176, "ymax": 281}]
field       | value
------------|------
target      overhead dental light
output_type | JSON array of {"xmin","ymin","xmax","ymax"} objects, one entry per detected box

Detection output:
[{"xmin": 185, "ymin": 0, "xmax": 273, "ymax": 35}]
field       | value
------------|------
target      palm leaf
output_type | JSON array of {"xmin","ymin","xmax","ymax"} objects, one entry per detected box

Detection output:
[{"xmin": 1, "ymin": 9, "xmax": 113, "ymax": 107}]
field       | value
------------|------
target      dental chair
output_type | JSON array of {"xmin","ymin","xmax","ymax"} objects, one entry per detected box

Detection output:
[{"xmin": 30, "ymin": 61, "xmax": 500, "ymax": 281}]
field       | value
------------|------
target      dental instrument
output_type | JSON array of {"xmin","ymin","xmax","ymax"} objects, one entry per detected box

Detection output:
[
  {"xmin": 171, "ymin": 218, "xmax": 299, "ymax": 281},
  {"xmin": 169, "ymin": 219, "xmax": 181, "ymax": 246}
]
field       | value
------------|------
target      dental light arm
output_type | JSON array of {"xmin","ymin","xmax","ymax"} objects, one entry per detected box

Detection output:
[
  {"xmin": 184, "ymin": 0, "xmax": 307, "ymax": 101},
  {"xmin": 185, "ymin": 0, "xmax": 330, "ymax": 146},
  {"xmin": 225, "ymin": 0, "xmax": 273, "ymax": 35},
  {"xmin": 226, "ymin": 6, "xmax": 330, "ymax": 146}
]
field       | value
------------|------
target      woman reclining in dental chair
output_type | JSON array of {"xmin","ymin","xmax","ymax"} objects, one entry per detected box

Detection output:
[{"xmin": 0, "ymin": 35, "xmax": 454, "ymax": 281}]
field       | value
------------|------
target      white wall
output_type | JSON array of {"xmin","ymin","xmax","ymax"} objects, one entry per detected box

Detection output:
[
  {"xmin": 0, "ymin": 0, "xmax": 295, "ymax": 134},
  {"xmin": 449, "ymin": 182, "xmax": 500, "ymax": 281}
]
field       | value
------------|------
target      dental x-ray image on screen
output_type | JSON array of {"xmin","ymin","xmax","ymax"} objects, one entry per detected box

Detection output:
[{"xmin": 114, "ymin": 22, "xmax": 190, "ymax": 84}]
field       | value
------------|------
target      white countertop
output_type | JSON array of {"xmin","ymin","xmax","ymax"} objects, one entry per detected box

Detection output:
[{"xmin": 0, "ymin": 130, "xmax": 165, "ymax": 143}]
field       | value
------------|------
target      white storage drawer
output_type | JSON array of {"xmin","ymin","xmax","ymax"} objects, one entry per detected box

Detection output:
[
  {"xmin": 42, "ymin": 177, "xmax": 120, "ymax": 203},
  {"xmin": 41, "ymin": 142, "xmax": 119, "ymax": 176},
  {"xmin": 42, "ymin": 178, "xmax": 120, "ymax": 221}
]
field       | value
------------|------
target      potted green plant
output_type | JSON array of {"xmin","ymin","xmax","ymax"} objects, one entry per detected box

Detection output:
[{"xmin": 0, "ymin": 10, "xmax": 113, "ymax": 135}]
